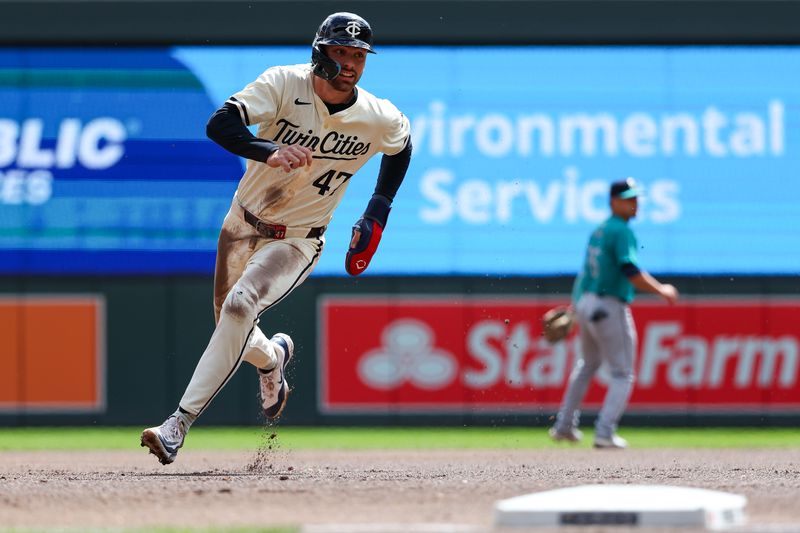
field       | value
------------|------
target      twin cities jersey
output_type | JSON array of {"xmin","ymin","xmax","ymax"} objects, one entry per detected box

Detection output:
[{"xmin": 226, "ymin": 64, "xmax": 410, "ymax": 229}]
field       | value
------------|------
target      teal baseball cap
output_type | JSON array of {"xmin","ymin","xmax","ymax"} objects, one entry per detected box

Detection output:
[{"xmin": 610, "ymin": 178, "xmax": 641, "ymax": 199}]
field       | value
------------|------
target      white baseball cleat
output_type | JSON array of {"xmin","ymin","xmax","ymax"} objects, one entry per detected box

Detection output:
[
  {"xmin": 548, "ymin": 426, "xmax": 584, "ymax": 443},
  {"xmin": 259, "ymin": 333, "xmax": 294, "ymax": 420},
  {"xmin": 593, "ymin": 433, "xmax": 628, "ymax": 449},
  {"xmin": 140, "ymin": 416, "xmax": 187, "ymax": 465}
]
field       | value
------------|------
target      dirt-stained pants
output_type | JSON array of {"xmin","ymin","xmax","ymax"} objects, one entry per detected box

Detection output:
[{"xmin": 178, "ymin": 202, "xmax": 323, "ymax": 416}]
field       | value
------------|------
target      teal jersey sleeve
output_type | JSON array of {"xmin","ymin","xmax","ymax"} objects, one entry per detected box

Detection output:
[{"xmin": 615, "ymin": 224, "xmax": 639, "ymax": 268}]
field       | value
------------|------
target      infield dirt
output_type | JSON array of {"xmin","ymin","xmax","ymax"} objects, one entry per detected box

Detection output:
[{"xmin": 0, "ymin": 439, "xmax": 798, "ymax": 532}]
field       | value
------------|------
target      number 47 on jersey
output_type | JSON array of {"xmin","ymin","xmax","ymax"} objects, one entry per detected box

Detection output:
[{"xmin": 313, "ymin": 170, "xmax": 353, "ymax": 196}]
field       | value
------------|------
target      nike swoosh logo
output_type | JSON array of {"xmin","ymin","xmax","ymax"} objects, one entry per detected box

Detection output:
[{"xmin": 294, "ymin": 98, "xmax": 311, "ymax": 105}]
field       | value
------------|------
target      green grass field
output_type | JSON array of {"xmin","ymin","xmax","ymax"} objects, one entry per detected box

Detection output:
[{"xmin": 0, "ymin": 426, "xmax": 798, "ymax": 450}]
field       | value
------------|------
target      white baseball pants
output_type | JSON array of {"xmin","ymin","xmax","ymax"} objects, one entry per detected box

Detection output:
[{"xmin": 178, "ymin": 202, "xmax": 323, "ymax": 416}]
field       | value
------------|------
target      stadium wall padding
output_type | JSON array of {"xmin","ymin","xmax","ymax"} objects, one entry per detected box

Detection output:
[{"xmin": 1, "ymin": 275, "xmax": 799, "ymax": 427}]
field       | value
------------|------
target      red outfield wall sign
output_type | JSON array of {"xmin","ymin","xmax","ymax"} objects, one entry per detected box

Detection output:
[{"xmin": 319, "ymin": 296, "xmax": 800, "ymax": 413}]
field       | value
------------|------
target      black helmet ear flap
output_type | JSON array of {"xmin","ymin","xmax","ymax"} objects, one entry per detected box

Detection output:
[{"xmin": 311, "ymin": 44, "xmax": 341, "ymax": 80}]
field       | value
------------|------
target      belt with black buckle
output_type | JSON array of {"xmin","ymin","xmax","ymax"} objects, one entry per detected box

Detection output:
[{"xmin": 241, "ymin": 206, "xmax": 325, "ymax": 239}]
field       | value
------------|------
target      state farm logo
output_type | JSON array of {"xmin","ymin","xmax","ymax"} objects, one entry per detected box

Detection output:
[
  {"xmin": 357, "ymin": 319, "xmax": 457, "ymax": 390},
  {"xmin": 323, "ymin": 298, "xmax": 800, "ymax": 412}
]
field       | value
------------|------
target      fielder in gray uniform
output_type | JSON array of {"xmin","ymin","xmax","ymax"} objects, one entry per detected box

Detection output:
[
  {"xmin": 141, "ymin": 12, "xmax": 412, "ymax": 465},
  {"xmin": 549, "ymin": 178, "xmax": 678, "ymax": 449}
]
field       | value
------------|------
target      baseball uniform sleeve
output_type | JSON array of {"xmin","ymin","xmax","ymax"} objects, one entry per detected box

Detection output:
[
  {"xmin": 227, "ymin": 66, "xmax": 287, "ymax": 126},
  {"xmin": 615, "ymin": 226, "xmax": 639, "ymax": 268},
  {"xmin": 378, "ymin": 101, "xmax": 411, "ymax": 156}
]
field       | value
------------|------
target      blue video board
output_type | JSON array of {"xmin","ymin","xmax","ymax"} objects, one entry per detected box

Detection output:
[{"xmin": 1, "ymin": 46, "xmax": 799, "ymax": 275}]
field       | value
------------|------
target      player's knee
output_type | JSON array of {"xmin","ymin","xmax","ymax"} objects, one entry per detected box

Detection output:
[
  {"xmin": 221, "ymin": 286, "xmax": 259, "ymax": 322},
  {"xmin": 609, "ymin": 368, "xmax": 635, "ymax": 383}
]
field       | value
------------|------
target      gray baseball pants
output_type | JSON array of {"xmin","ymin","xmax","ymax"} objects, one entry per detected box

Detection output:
[{"xmin": 554, "ymin": 292, "xmax": 637, "ymax": 439}]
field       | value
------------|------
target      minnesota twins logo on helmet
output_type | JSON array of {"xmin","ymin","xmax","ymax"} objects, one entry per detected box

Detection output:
[
  {"xmin": 345, "ymin": 20, "xmax": 361, "ymax": 38},
  {"xmin": 311, "ymin": 12, "xmax": 375, "ymax": 81}
]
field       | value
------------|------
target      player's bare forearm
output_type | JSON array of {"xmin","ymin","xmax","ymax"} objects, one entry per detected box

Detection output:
[{"xmin": 630, "ymin": 272, "xmax": 679, "ymax": 304}]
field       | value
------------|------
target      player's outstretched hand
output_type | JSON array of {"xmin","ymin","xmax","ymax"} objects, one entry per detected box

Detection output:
[
  {"xmin": 346, "ymin": 195, "xmax": 391, "ymax": 276},
  {"xmin": 267, "ymin": 145, "xmax": 313, "ymax": 172},
  {"xmin": 659, "ymin": 283, "xmax": 679, "ymax": 305}
]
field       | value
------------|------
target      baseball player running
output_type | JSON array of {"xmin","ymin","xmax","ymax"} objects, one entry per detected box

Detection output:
[
  {"xmin": 141, "ymin": 12, "xmax": 412, "ymax": 465},
  {"xmin": 549, "ymin": 178, "xmax": 678, "ymax": 449}
]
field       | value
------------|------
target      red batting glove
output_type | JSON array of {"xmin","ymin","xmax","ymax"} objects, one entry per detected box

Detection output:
[{"xmin": 345, "ymin": 195, "xmax": 391, "ymax": 276}]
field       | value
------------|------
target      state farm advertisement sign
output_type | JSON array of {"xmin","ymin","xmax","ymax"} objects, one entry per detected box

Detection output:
[{"xmin": 319, "ymin": 297, "xmax": 800, "ymax": 413}]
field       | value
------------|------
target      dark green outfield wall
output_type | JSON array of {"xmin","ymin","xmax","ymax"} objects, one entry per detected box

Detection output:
[
  {"xmin": 1, "ymin": 274, "xmax": 798, "ymax": 428},
  {"xmin": 2, "ymin": 0, "xmax": 800, "ymax": 45}
]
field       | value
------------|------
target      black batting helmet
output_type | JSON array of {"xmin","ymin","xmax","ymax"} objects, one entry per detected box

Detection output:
[{"xmin": 311, "ymin": 12, "xmax": 375, "ymax": 80}]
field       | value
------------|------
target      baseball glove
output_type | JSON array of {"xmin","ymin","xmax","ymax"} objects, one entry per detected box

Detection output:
[{"xmin": 541, "ymin": 306, "xmax": 576, "ymax": 344}]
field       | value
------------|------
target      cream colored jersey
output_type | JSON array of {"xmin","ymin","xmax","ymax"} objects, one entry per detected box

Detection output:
[{"xmin": 226, "ymin": 63, "xmax": 410, "ymax": 229}]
